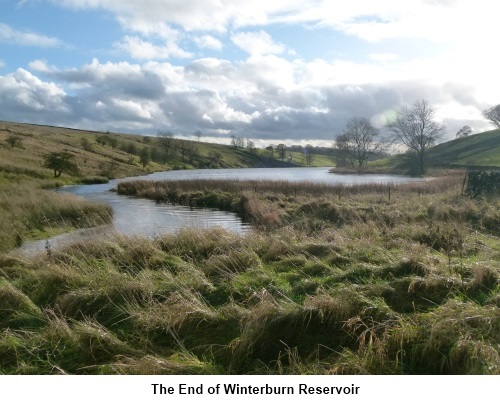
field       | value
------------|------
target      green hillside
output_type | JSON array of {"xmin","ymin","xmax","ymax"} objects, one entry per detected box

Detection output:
[
  {"xmin": 0, "ymin": 121, "xmax": 321, "ymax": 186},
  {"xmin": 367, "ymin": 129, "xmax": 500, "ymax": 174},
  {"xmin": 427, "ymin": 129, "xmax": 500, "ymax": 169}
]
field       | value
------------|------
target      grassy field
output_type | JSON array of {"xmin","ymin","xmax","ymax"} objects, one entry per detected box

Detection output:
[{"xmin": 1, "ymin": 171, "xmax": 499, "ymax": 374}]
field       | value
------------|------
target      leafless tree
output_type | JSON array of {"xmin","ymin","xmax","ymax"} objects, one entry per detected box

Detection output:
[
  {"xmin": 456, "ymin": 125, "xmax": 472, "ymax": 139},
  {"xmin": 482, "ymin": 105, "xmax": 500, "ymax": 128},
  {"xmin": 276, "ymin": 143, "xmax": 286, "ymax": 161},
  {"xmin": 230, "ymin": 134, "xmax": 244, "ymax": 148},
  {"xmin": 194, "ymin": 130, "xmax": 202, "ymax": 143},
  {"xmin": 157, "ymin": 130, "xmax": 174, "ymax": 160},
  {"xmin": 386, "ymin": 99, "xmax": 445, "ymax": 175},
  {"xmin": 335, "ymin": 117, "xmax": 381, "ymax": 170}
]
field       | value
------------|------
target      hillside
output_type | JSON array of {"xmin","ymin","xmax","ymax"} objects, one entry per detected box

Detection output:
[
  {"xmin": 367, "ymin": 129, "xmax": 500, "ymax": 174},
  {"xmin": 0, "ymin": 121, "xmax": 321, "ymax": 186},
  {"xmin": 427, "ymin": 129, "xmax": 500, "ymax": 169}
]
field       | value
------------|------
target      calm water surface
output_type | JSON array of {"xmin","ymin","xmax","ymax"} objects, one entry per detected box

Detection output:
[{"xmin": 15, "ymin": 167, "xmax": 426, "ymax": 255}]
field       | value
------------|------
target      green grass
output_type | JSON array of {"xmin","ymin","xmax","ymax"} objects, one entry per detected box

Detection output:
[
  {"xmin": 426, "ymin": 129, "xmax": 500, "ymax": 168},
  {"xmin": 368, "ymin": 129, "xmax": 500, "ymax": 173},
  {"xmin": 1, "ymin": 172, "xmax": 499, "ymax": 374},
  {"xmin": 0, "ymin": 121, "xmax": 315, "ymax": 186},
  {"xmin": 1, "ymin": 120, "xmax": 499, "ymax": 374},
  {"xmin": 0, "ymin": 183, "xmax": 112, "ymax": 252}
]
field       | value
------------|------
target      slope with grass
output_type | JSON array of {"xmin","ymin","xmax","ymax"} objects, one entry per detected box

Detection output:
[
  {"xmin": 426, "ymin": 129, "xmax": 500, "ymax": 169},
  {"xmin": 0, "ymin": 121, "xmax": 330, "ymax": 186},
  {"xmin": 368, "ymin": 129, "xmax": 500, "ymax": 174}
]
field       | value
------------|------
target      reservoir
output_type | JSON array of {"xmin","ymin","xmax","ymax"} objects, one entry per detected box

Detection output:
[{"xmin": 15, "ymin": 167, "xmax": 426, "ymax": 255}]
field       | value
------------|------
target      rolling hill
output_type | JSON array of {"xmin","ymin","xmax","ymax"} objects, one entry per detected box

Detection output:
[
  {"xmin": 367, "ymin": 129, "xmax": 500, "ymax": 173},
  {"xmin": 427, "ymin": 129, "xmax": 500, "ymax": 169},
  {"xmin": 0, "ymin": 121, "xmax": 326, "ymax": 186}
]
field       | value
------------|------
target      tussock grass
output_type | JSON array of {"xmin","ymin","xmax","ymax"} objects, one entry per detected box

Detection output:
[
  {"xmin": 1, "ymin": 171, "xmax": 500, "ymax": 374},
  {"xmin": 0, "ymin": 184, "xmax": 112, "ymax": 251}
]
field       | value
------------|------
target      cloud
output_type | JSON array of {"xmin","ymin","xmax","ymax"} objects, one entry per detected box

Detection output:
[
  {"xmin": 0, "ymin": 41, "xmax": 495, "ymax": 142},
  {"xmin": 115, "ymin": 36, "xmax": 193, "ymax": 60},
  {"xmin": 48, "ymin": 0, "xmax": 489, "ymax": 45},
  {"xmin": 231, "ymin": 30, "xmax": 286, "ymax": 56},
  {"xmin": 0, "ymin": 23, "xmax": 62, "ymax": 47},
  {"xmin": 28, "ymin": 60, "xmax": 58, "ymax": 73},
  {"xmin": 51, "ymin": 0, "xmax": 307, "ymax": 32},
  {"xmin": 193, "ymin": 35, "xmax": 223, "ymax": 50},
  {"xmin": 368, "ymin": 53, "xmax": 398, "ymax": 62},
  {"xmin": 0, "ymin": 68, "xmax": 70, "ymax": 125}
]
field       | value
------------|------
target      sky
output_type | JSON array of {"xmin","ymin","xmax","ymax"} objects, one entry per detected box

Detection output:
[{"xmin": 0, "ymin": 0, "xmax": 498, "ymax": 146}]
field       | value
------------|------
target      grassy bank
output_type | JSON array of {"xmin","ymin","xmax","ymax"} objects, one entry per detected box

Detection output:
[
  {"xmin": 0, "ymin": 184, "xmax": 112, "ymax": 252},
  {"xmin": 117, "ymin": 171, "xmax": 499, "ymax": 235},
  {"xmin": 1, "ymin": 173, "xmax": 499, "ymax": 374}
]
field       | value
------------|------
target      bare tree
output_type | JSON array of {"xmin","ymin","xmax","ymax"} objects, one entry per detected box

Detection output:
[
  {"xmin": 194, "ymin": 130, "xmax": 202, "ymax": 143},
  {"xmin": 179, "ymin": 139, "xmax": 187, "ymax": 161},
  {"xmin": 456, "ymin": 125, "xmax": 472, "ymax": 139},
  {"xmin": 276, "ymin": 143, "xmax": 286, "ymax": 161},
  {"xmin": 157, "ymin": 130, "xmax": 174, "ymax": 161},
  {"xmin": 230, "ymin": 134, "xmax": 244, "ymax": 148},
  {"xmin": 482, "ymin": 105, "xmax": 500, "ymax": 128},
  {"xmin": 335, "ymin": 117, "xmax": 381, "ymax": 170},
  {"xmin": 386, "ymin": 99, "xmax": 445, "ymax": 175}
]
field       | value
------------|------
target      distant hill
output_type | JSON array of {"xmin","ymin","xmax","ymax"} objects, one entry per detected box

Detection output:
[
  {"xmin": 0, "ymin": 121, "xmax": 326, "ymax": 185},
  {"xmin": 426, "ymin": 129, "xmax": 500, "ymax": 169}
]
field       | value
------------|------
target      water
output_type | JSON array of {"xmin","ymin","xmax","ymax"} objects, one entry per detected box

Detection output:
[{"xmin": 14, "ymin": 167, "xmax": 426, "ymax": 256}]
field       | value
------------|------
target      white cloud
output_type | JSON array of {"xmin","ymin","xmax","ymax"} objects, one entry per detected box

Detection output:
[
  {"xmin": 109, "ymin": 98, "xmax": 154, "ymax": 120},
  {"xmin": 3, "ymin": 0, "xmax": 499, "ymax": 142},
  {"xmin": 28, "ymin": 60, "xmax": 58, "ymax": 73},
  {"xmin": 193, "ymin": 35, "xmax": 223, "ymax": 51},
  {"xmin": 48, "ymin": 0, "xmax": 490, "ymax": 45},
  {"xmin": 51, "ymin": 0, "xmax": 307, "ymax": 32},
  {"xmin": 0, "ymin": 69, "xmax": 69, "ymax": 125},
  {"xmin": 368, "ymin": 53, "xmax": 398, "ymax": 62},
  {"xmin": 1, "ymin": 49, "xmax": 494, "ymax": 141},
  {"xmin": 231, "ymin": 30, "xmax": 286, "ymax": 56},
  {"xmin": 116, "ymin": 36, "xmax": 193, "ymax": 60},
  {"xmin": 0, "ymin": 23, "xmax": 62, "ymax": 47}
]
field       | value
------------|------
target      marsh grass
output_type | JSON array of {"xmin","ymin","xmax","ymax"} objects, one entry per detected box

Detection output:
[
  {"xmin": 1, "ymin": 171, "xmax": 500, "ymax": 374},
  {"xmin": 0, "ymin": 184, "xmax": 112, "ymax": 252}
]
